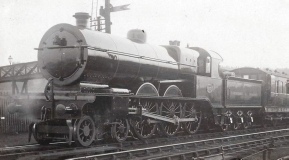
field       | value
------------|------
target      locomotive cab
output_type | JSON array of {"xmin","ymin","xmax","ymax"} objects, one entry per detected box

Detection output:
[
  {"xmin": 189, "ymin": 47, "xmax": 223, "ymax": 78},
  {"xmin": 189, "ymin": 47, "xmax": 224, "ymax": 107}
]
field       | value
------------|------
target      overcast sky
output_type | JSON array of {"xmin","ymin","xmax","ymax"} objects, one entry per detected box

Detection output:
[{"xmin": 1, "ymin": 0, "xmax": 289, "ymax": 69}]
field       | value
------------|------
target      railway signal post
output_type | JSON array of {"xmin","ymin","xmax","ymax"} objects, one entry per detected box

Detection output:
[{"xmin": 99, "ymin": 0, "xmax": 129, "ymax": 33}]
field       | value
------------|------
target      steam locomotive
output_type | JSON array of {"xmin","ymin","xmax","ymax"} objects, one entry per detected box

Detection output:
[{"xmin": 8, "ymin": 12, "xmax": 289, "ymax": 146}]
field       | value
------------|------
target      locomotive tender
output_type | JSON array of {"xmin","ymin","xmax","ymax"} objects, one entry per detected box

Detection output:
[{"xmin": 8, "ymin": 12, "xmax": 289, "ymax": 146}]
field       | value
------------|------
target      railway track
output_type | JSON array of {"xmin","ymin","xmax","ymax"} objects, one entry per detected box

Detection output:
[
  {"xmin": 69, "ymin": 128, "xmax": 289, "ymax": 160},
  {"xmin": 1, "ymin": 125, "xmax": 289, "ymax": 160}
]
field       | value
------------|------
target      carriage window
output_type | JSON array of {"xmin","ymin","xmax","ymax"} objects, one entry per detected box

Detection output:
[
  {"xmin": 243, "ymin": 75, "xmax": 249, "ymax": 79},
  {"xmin": 280, "ymin": 81, "xmax": 283, "ymax": 93},
  {"xmin": 276, "ymin": 80, "xmax": 283, "ymax": 93}
]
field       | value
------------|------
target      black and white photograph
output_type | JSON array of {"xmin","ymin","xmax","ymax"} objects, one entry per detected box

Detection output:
[{"xmin": 1, "ymin": 0, "xmax": 289, "ymax": 159}]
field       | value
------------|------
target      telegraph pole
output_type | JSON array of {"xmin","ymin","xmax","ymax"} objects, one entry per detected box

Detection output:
[{"xmin": 99, "ymin": 0, "xmax": 130, "ymax": 34}]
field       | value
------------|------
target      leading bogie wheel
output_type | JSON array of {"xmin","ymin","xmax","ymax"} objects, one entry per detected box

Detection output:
[
  {"xmin": 73, "ymin": 115, "xmax": 96, "ymax": 146},
  {"xmin": 33, "ymin": 123, "xmax": 52, "ymax": 145}
]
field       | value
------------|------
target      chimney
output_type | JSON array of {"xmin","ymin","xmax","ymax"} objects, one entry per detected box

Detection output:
[{"xmin": 73, "ymin": 12, "xmax": 90, "ymax": 29}]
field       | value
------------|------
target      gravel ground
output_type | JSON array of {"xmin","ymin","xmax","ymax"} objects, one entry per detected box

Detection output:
[{"xmin": 0, "ymin": 132, "xmax": 36, "ymax": 147}]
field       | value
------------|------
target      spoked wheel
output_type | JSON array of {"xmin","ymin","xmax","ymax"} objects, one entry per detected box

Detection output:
[
  {"xmin": 243, "ymin": 117, "xmax": 252, "ymax": 129},
  {"xmin": 112, "ymin": 119, "xmax": 130, "ymax": 143},
  {"xmin": 33, "ymin": 123, "xmax": 52, "ymax": 145},
  {"xmin": 220, "ymin": 123, "xmax": 230, "ymax": 131},
  {"xmin": 233, "ymin": 118, "xmax": 241, "ymax": 130},
  {"xmin": 73, "ymin": 115, "xmax": 96, "ymax": 146},
  {"xmin": 159, "ymin": 101, "xmax": 182, "ymax": 136},
  {"xmin": 159, "ymin": 85, "xmax": 182, "ymax": 137},
  {"xmin": 183, "ymin": 103, "xmax": 202, "ymax": 134},
  {"xmin": 130, "ymin": 101, "xmax": 159, "ymax": 139},
  {"xmin": 243, "ymin": 121, "xmax": 251, "ymax": 129},
  {"xmin": 130, "ymin": 83, "xmax": 159, "ymax": 139}
]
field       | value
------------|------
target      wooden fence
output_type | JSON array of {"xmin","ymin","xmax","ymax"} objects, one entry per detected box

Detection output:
[{"xmin": 0, "ymin": 92, "xmax": 32, "ymax": 133}]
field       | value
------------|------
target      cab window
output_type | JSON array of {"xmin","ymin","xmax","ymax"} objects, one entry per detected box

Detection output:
[{"xmin": 205, "ymin": 57, "xmax": 211, "ymax": 74}]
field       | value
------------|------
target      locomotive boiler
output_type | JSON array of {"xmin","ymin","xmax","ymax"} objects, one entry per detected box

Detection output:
[
  {"xmin": 8, "ymin": 12, "xmax": 289, "ymax": 147},
  {"xmin": 38, "ymin": 12, "xmax": 198, "ymax": 90}
]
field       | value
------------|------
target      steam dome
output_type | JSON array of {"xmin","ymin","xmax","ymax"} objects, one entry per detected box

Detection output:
[{"xmin": 127, "ymin": 29, "xmax": 147, "ymax": 43}]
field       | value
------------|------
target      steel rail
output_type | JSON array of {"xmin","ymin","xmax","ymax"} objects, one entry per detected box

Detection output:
[
  {"xmin": 66, "ymin": 128, "xmax": 289, "ymax": 160},
  {"xmin": 146, "ymin": 135, "xmax": 289, "ymax": 160}
]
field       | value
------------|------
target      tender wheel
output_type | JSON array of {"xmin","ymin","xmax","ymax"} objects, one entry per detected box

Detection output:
[
  {"xmin": 233, "ymin": 118, "xmax": 241, "ymax": 130},
  {"xmin": 243, "ymin": 117, "xmax": 252, "ymax": 129},
  {"xmin": 183, "ymin": 103, "xmax": 202, "ymax": 134},
  {"xmin": 73, "ymin": 115, "xmax": 96, "ymax": 146},
  {"xmin": 243, "ymin": 121, "xmax": 251, "ymax": 129},
  {"xmin": 130, "ymin": 83, "xmax": 159, "ymax": 139},
  {"xmin": 220, "ymin": 123, "xmax": 230, "ymax": 131},
  {"xmin": 112, "ymin": 119, "xmax": 130, "ymax": 143},
  {"xmin": 159, "ymin": 85, "xmax": 182, "ymax": 137},
  {"xmin": 220, "ymin": 116, "xmax": 231, "ymax": 131},
  {"xmin": 32, "ymin": 123, "xmax": 52, "ymax": 145}
]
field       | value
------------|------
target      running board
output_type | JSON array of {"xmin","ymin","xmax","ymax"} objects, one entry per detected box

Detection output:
[{"xmin": 129, "ymin": 108, "xmax": 196, "ymax": 124}]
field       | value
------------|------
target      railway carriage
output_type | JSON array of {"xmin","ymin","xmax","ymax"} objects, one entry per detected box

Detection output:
[{"xmin": 7, "ymin": 12, "xmax": 289, "ymax": 146}]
